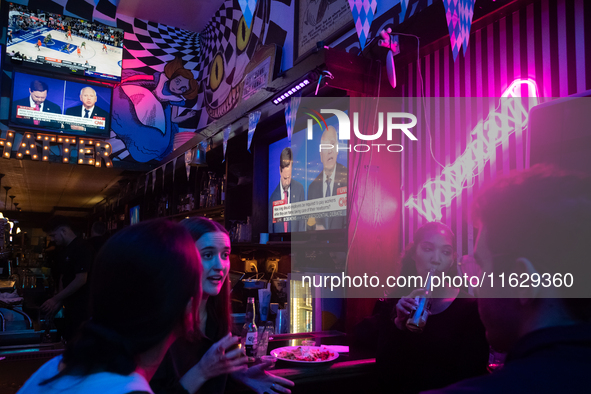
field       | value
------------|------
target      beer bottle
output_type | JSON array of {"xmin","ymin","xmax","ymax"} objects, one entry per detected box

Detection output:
[
  {"xmin": 242, "ymin": 297, "xmax": 258, "ymax": 357},
  {"xmin": 406, "ymin": 269, "xmax": 435, "ymax": 332}
]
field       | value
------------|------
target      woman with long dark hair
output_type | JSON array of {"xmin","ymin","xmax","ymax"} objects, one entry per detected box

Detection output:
[
  {"xmin": 151, "ymin": 217, "xmax": 294, "ymax": 394},
  {"xmin": 375, "ymin": 221, "xmax": 490, "ymax": 393},
  {"xmin": 18, "ymin": 219, "xmax": 202, "ymax": 393}
]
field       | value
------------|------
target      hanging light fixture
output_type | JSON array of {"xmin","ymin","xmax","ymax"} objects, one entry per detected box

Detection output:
[{"xmin": 189, "ymin": 141, "xmax": 208, "ymax": 167}]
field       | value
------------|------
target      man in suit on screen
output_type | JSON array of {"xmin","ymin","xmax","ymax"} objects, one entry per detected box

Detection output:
[
  {"xmin": 65, "ymin": 87, "xmax": 109, "ymax": 120},
  {"xmin": 269, "ymin": 147, "xmax": 306, "ymax": 233},
  {"xmin": 307, "ymin": 125, "xmax": 347, "ymax": 230},
  {"xmin": 12, "ymin": 79, "xmax": 62, "ymax": 127}
]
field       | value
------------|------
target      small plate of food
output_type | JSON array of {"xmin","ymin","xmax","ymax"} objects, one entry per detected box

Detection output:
[{"xmin": 270, "ymin": 345, "xmax": 339, "ymax": 364}]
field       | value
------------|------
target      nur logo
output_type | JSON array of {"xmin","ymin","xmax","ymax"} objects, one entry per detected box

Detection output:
[{"xmin": 303, "ymin": 108, "xmax": 418, "ymax": 153}]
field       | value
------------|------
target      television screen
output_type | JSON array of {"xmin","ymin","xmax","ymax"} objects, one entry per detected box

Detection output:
[
  {"xmin": 268, "ymin": 113, "xmax": 348, "ymax": 233},
  {"xmin": 6, "ymin": 2, "xmax": 123, "ymax": 81},
  {"xmin": 130, "ymin": 205, "xmax": 140, "ymax": 225},
  {"xmin": 10, "ymin": 70, "xmax": 112, "ymax": 138}
]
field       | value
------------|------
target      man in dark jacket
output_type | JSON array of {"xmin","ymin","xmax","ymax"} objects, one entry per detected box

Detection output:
[
  {"xmin": 424, "ymin": 165, "xmax": 591, "ymax": 393},
  {"xmin": 269, "ymin": 147, "xmax": 305, "ymax": 233},
  {"xmin": 307, "ymin": 125, "xmax": 347, "ymax": 230},
  {"xmin": 41, "ymin": 216, "xmax": 93, "ymax": 341},
  {"xmin": 12, "ymin": 80, "xmax": 62, "ymax": 126}
]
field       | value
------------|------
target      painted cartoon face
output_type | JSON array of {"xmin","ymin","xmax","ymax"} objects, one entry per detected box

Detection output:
[
  {"xmin": 203, "ymin": 0, "xmax": 269, "ymax": 119},
  {"xmin": 170, "ymin": 75, "xmax": 190, "ymax": 94}
]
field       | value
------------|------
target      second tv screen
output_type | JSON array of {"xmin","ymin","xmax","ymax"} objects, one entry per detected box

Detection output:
[{"xmin": 11, "ymin": 71, "xmax": 112, "ymax": 138}]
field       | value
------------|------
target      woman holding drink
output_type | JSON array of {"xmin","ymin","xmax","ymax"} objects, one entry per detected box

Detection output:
[
  {"xmin": 376, "ymin": 222, "xmax": 489, "ymax": 393},
  {"xmin": 151, "ymin": 217, "xmax": 294, "ymax": 394}
]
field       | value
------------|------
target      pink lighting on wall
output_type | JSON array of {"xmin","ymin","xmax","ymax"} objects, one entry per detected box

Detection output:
[{"xmin": 405, "ymin": 79, "xmax": 539, "ymax": 222}]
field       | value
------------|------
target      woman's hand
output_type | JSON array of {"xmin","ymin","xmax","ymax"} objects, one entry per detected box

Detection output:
[
  {"xmin": 232, "ymin": 360, "xmax": 295, "ymax": 394},
  {"xmin": 393, "ymin": 289, "xmax": 426, "ymax": 331},
  {"xmin": 180, "ymin": 333, "xmax": 248, "ymax": 394}
]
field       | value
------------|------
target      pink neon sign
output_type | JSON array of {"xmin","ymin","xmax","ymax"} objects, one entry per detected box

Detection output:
[{"xmin": 405, "ymin": 79, "xmax": 540, "ymax": 222}]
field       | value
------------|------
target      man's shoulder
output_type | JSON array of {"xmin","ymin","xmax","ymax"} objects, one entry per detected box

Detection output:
[
  {"xmin": 65, "ymin": 105, "xmax": 81, "ymax": 114},
  {"xmin": 94, "ymin": 105, "xmax": 109, "ymax": 116},
  {"xmin": 291, "ymin": 178, "xmax": 305, "ymax": 190},
  {"xmin": 45, "ymin": 100, "xmax": 62, "ymax": 111},
  {"xmin": 270, "ymin": 183, "xmax": 282, "ymax": 198},
  {"xmin": 13, "ymin": 97, "xmax": 29, "ymax": 106}
]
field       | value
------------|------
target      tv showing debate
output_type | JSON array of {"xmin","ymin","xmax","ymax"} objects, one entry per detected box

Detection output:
[
  {"xmin": 268, "ymin": 113, "xmax": 348, "ymax": 234},
  {"xmin": 10, "ymin": 71, "xmax": 112, "ymax": 138},
  {"xmin": 6, "ymin": 2, "xmax": 123, "ymax": 82}
]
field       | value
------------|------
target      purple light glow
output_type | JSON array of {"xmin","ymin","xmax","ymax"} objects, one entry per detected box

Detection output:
[{"xmin": 405, "ymin": 79, "xmax": 539, "ymax": 222}]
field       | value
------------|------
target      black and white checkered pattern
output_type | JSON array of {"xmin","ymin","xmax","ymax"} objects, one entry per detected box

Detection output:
[{"xmin": 120, "ymin": 16, "xmax": 201, "ymax": 75}]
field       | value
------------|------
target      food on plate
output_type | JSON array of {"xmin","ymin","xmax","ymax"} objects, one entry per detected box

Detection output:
[{"xmin": 275, "ymin": 346, "xmax": 335, "ymax": 362}]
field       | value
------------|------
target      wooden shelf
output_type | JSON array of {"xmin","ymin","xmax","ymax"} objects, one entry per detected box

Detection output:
[{"xmin": 163, "ymin": 205, "xmax": 225, "ymax": 221}]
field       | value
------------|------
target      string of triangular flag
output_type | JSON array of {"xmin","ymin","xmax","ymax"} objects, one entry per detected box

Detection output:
[
  {"xmin": 223, "ymin": 125, "xmax": 231, "ymax": 162},
  {"xmin": 348, "ymin": 0, "xmax": 378, "ymax": 51},
  {"xmin": 443, "ymin": 0, "xmax": 475, "ymax": 61},
  {"xmin": 284, "ymin": 92, "xmax": 301, "ymax": 142},
  {"xmin": 248, "ymin": 111, "xmax": 261, "ymax": 152},
  {"xmin": 238, "ymin": 0, "xmax": 257, "ymax": 28}
]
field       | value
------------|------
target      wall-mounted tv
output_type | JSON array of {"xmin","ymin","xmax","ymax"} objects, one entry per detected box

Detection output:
[
  {"xmin": 268, "ymin": 113, "xmax": 348, "ymax": 234},
  {"xmin": 6, "ymin": 2, "xmax": 123, "ymax": 82},
  {"xmin": 10, "ymin": 70, "xmax": 112, "ymax": 138}
]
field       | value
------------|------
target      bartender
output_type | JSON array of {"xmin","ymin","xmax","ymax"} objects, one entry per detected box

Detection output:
[{"xmin": 41, "ymin": 216, "xmax": 93, "ymax": 341}]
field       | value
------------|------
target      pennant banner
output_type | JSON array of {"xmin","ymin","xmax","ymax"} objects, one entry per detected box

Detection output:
[
  {"xmin": 185, "ymin": 151, "xmax": 192, "ymax": 181},
  {"xmin": 444, "ymin": 0, "xmax": 475, "ymax": 60},
  {"xmin": 399, "ymin": 0, "xmax": 410, "ymax": 24},
  {"xmin": 248, "ymin": 111, "xmax": 261, "ymax": 152},
  {"xmin": 284, "ymin": 92, "xmax": 302, "ymax": 142},
  {"xmin": 172, "ymin": 157, "xmax": 178, "ymax": 184},
  {"xmin": 348, "ymin": 0, "xmax": 378, "ymax": 51},
  {"xmin": 223, "ymin": 125, "xmax": 231, "ymax": 162},
  {"xmin": 238, "ymin": 0, "xmax": 257, "ymax": 28},
  {"xmin": 460, "ymin": 0, "xmax": 475, "ymax": 55}
]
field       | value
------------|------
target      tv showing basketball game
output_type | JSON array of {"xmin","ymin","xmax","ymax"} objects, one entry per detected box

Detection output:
[
  {"xmin": 10, "ymin": 71, "xmax": 112, "ymax": 138},
  {"xmin": 6, "ymin": 2, "xmax": 123, "ymax": 81}
]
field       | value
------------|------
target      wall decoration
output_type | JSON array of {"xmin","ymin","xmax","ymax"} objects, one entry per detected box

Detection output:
[
  {"xmin": 400, "ymin": 0, "xmax": 591, "ymax": 257},
  {"xmin": 223, "ymin": 125, "xmax": 231, "ymax": 161},
  {"xmin": 297, "ymin": 0, "xmax": 353, "ymax": 61},
  {"xmin": 348, "ymin": 0, "xmax": 377, "ymax": 50},
  {"xmin": 443, "ymin": 0, "xmax": 475, "ymax": 60},
  {"xmin": 247, "ymin": 110, "xmax": 261, "ymax": 152},
  {"xmin": 333, "ymin": 0, "xmax": 435, "ymax": 56},
  {"xmin": 238, "ymin": 0, "xmax": 258, "ymax": 28},
  {"xmin": 284, "ymin": 91, "xmax": 301, "ymax": 141},
  {"xmin": 460, "ymin": 0, "xmax": 475, "ymax": 55}
]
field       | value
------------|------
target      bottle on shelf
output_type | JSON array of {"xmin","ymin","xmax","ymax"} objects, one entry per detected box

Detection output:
[
  {"xmin": 206, "ymin": 171, "xmax": 216, "ymax": 208},
  {"xmin": 200, "ymin": 170, "xmax": 209, "ymax": 209},
  {"xmin": 242, "ymin": 297, "xmax": 258, "ymax": 358},
  {"xmin": 220, "ymin": 174, "xmax": 226, "ymax": 205}
]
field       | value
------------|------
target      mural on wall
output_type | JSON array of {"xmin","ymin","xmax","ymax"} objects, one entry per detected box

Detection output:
[
  {"xmin": 112, "ymin": 0, "xmax": 290, "ymax": 163},
  {"xmin": 2, "ymin": 0, "xmax": 292, "ymax": 164}
]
